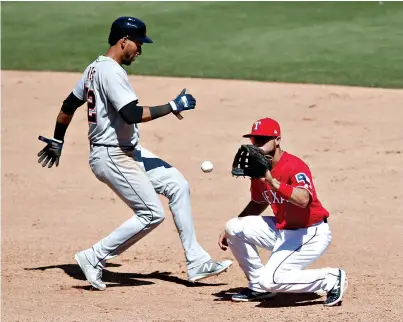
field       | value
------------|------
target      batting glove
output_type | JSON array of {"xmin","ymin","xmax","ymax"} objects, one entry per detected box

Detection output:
[
  {"xmin": 37, "ymin": 136, "xmax": 64, "ymax": 168},
  {"xmin": 168, "ymin": 88, "xmax": 196, "ymax": 113}
]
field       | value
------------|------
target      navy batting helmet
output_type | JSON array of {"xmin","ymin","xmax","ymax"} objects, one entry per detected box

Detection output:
[{"xmin": 108, "ymin": 16, "xmax": 153, "ymax": 46}]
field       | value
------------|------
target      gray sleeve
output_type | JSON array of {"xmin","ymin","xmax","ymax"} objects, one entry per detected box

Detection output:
[
  {"xmin": 72, "ymin": 67, "xmax": 89, "ymax": 101},
  {"xmin": 104, "ymin": 66, "xmax": 138, "ymax": 111}
]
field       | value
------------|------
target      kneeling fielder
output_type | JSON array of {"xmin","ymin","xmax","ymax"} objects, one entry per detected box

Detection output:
[{"xmin": 218, "ymin": 117, "xmax": 348, "ymax": 306}]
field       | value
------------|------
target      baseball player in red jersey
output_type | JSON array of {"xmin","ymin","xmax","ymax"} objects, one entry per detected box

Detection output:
[{"xmin": 218, "ymin": 118, "xmax": 348, "ymax": 306}]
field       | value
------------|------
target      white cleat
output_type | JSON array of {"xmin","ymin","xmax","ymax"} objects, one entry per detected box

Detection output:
[
  {"xmin": 187, "ymin": 259, "xmax": 232, "ymax": 283},
  {"xmin": 74, "ymin": 251, "xmax": 106, "ymax": 291},
  {"xmin": 324, "ymin": 269, "xmax": 348, "ymax": 306}
]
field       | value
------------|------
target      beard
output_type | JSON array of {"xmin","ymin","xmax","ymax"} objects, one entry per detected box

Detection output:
[
  {"xmin": 260, "ymin": 145, "xmax": 276, "ymax": 158},
  {"xmin": 121, "ymin": 57, "xmax": 133, "ymax": 66},
  {"xmin": 266, "ymin": 148, "xmax": 276, "ymax": 158}
]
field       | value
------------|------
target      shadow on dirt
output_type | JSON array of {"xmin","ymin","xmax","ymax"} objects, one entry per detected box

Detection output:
[
  {"xmin": 25, "ymin": 263, "xmax": 227, "ymax": 289},
  {"xmin": 212, "ymin": 287, "xmax": 324, "ymax": 307}
]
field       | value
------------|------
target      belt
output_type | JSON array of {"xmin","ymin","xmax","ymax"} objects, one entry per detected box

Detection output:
[
  {"xmin": 284, "ymin": 217, "xmax": 328, "ymax": 230},
  {"xmin": 314, "ymin": 217, "xmax": 328, "ymax": 225},
  {"xmin": 90, "ymin": 142, "xmax": 135, "ymax": 150}
]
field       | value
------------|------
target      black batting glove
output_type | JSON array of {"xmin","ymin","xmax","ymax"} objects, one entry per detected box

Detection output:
[{"xmin": 37, "ymin": 136, "xmax": 64, "ymax": 168}]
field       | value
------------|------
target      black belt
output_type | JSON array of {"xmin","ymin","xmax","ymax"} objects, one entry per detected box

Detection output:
[
  {"xmin": 90, "ymin": 143, "xmax": 135, "ymax": 150},
  {"xmin": 284, "ymin": 217, "xmax": 329, "ymax": 231}
]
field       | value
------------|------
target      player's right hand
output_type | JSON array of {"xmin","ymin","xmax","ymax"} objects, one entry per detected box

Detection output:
[
  {"xmin": 37, "ymin": 136, "xmax": 64, "ymax": 168},
  {"xmin": 168, "ymin": 88, "xmax": 196, "ymax": 113},
  {"xmin": 218, "ymin": 231, "xmax": 229, "ymax": 251}
]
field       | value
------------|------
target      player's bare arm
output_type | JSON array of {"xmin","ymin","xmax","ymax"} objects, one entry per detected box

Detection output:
[
  {"xmin": 218, "ymin": 201, "xmax": 268, "ymax": 250},
  {"xmin": 263, "ymin": 172, "xmax": 311, "ymax": 208},
  {"xmin": 55, "ymin": 91, "xmax": 85, "ymax": 139},
  {"xmin": 37, "ymin": 92, "xmax": 85, "ymax": 168},
  {"xmin": 238, "ymin": 200, "xmax": 268, "ymax": 218}
]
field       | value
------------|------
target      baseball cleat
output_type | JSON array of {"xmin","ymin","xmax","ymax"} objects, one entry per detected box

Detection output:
[
  {"xmin": 74, "ymin": 251, "xmax": 106, "ymax": 291},
  {"xmin": 187, "ymin": 259, "xmax": 232, "ymax": 283},
  {"xmin": 231, "ymin": 288, "xmax": 276, "ymax": 302},
  {"xmin": 324, "ymin": 269, "xmax": 348, "ymax": 306}
]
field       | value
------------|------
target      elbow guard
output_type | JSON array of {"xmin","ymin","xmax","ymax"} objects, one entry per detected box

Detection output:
[
  {"xmin": 119, "ymin": 100, "xmax": 143, "ymax": 124},
  {"xmin": 61, "ymin": 92, "xmax": 85, "ymax": 115}
]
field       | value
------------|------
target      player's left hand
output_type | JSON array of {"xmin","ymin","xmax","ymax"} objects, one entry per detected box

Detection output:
[
  {"xmin": 168, "ymin": 88, "xmax": 196, "ymax": 113},
  {"xmin": 37, "ymin": 136, "xmax": 64, "ymax": 168},
  {"xmin": 218, "ymin": 231, "xmax": 229, "ymax": 251}
]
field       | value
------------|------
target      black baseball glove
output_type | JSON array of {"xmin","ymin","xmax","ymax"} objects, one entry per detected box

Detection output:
[{"xmin": 231, "ymin": 144, "xmax": 272, "ymax": 178}]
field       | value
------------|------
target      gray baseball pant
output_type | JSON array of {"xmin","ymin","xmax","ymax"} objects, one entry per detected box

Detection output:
[{"xmin": 83, "ymin": 144, "xmax": 210, "ymax": 271}]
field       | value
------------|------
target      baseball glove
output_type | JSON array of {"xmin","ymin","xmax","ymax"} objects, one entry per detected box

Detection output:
[{"xmin": 231, "ymin": 144, "xmax": 272, "ymax": 178}]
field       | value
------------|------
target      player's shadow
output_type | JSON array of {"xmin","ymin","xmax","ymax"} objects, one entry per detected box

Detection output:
[
  {"xmin": 212, "ymin": 287, "xmax": 324, "ymax": 307},
  {"xmin": 25, "ymin": 262, "xmax": 226, "ymax": 289}
]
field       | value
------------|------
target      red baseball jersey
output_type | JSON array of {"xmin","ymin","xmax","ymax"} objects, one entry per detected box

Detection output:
[{"xmin": 251, "ymin": 151, "xmax": 329, "ymax": 230}]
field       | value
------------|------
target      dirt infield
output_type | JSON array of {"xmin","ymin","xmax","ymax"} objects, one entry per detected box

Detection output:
[{"xmin": 2, "ymin": 70, "xmax": 402, "ymax": 322}]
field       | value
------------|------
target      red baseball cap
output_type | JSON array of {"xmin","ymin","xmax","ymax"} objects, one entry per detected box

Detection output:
[{"xmin": 243, "ymin": 118, "xmax": 281, "ymax": 138}]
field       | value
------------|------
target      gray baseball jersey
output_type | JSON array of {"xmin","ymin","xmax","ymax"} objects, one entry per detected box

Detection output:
[
  {"xmin": 73, "ymin": 55, "xmax": 211, "ymax": 274},
  {"xmin": 73, "ymin": 55, "xmax": 139, "ymax": 146}
]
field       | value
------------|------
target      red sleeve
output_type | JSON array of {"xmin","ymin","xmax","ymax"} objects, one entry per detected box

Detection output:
[
  {"xmin": 289, "ymin": 161, "xmax": 315, "ymax": 197},
  {"xmin": 250, "ymin": 179, "xmax": 267, "ymax": 204}
]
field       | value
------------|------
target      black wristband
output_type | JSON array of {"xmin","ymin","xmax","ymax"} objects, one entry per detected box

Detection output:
[{"xmin": 53, "ymin": 122, "xmax": 68, "ymax": 141}]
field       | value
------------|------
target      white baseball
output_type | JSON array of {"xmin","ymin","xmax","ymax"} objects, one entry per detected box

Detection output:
[{"xmin": 201, "ymin": 160, "xmax": 214, "ymax": 173}]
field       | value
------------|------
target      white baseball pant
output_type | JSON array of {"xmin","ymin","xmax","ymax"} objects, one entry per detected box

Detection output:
[{"xmin": 225, "ymin": 216, "xmax": 339, "ymax": 293}]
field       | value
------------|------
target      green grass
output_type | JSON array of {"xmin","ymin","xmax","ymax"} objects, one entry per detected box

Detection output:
[{"xmin": 2, "ymin": 1, "xmax": 403, "ymax": 88}]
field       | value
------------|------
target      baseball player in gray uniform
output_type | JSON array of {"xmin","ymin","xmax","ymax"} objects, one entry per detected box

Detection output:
[{"xmin": 37, "ymin": 16, "xmax": 232, "ymax": 291}]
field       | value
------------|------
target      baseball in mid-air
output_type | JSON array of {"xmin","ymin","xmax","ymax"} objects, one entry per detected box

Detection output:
[{"xmin": 201, "ymin": 160, "xmax": 214, "ymax": 173}]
